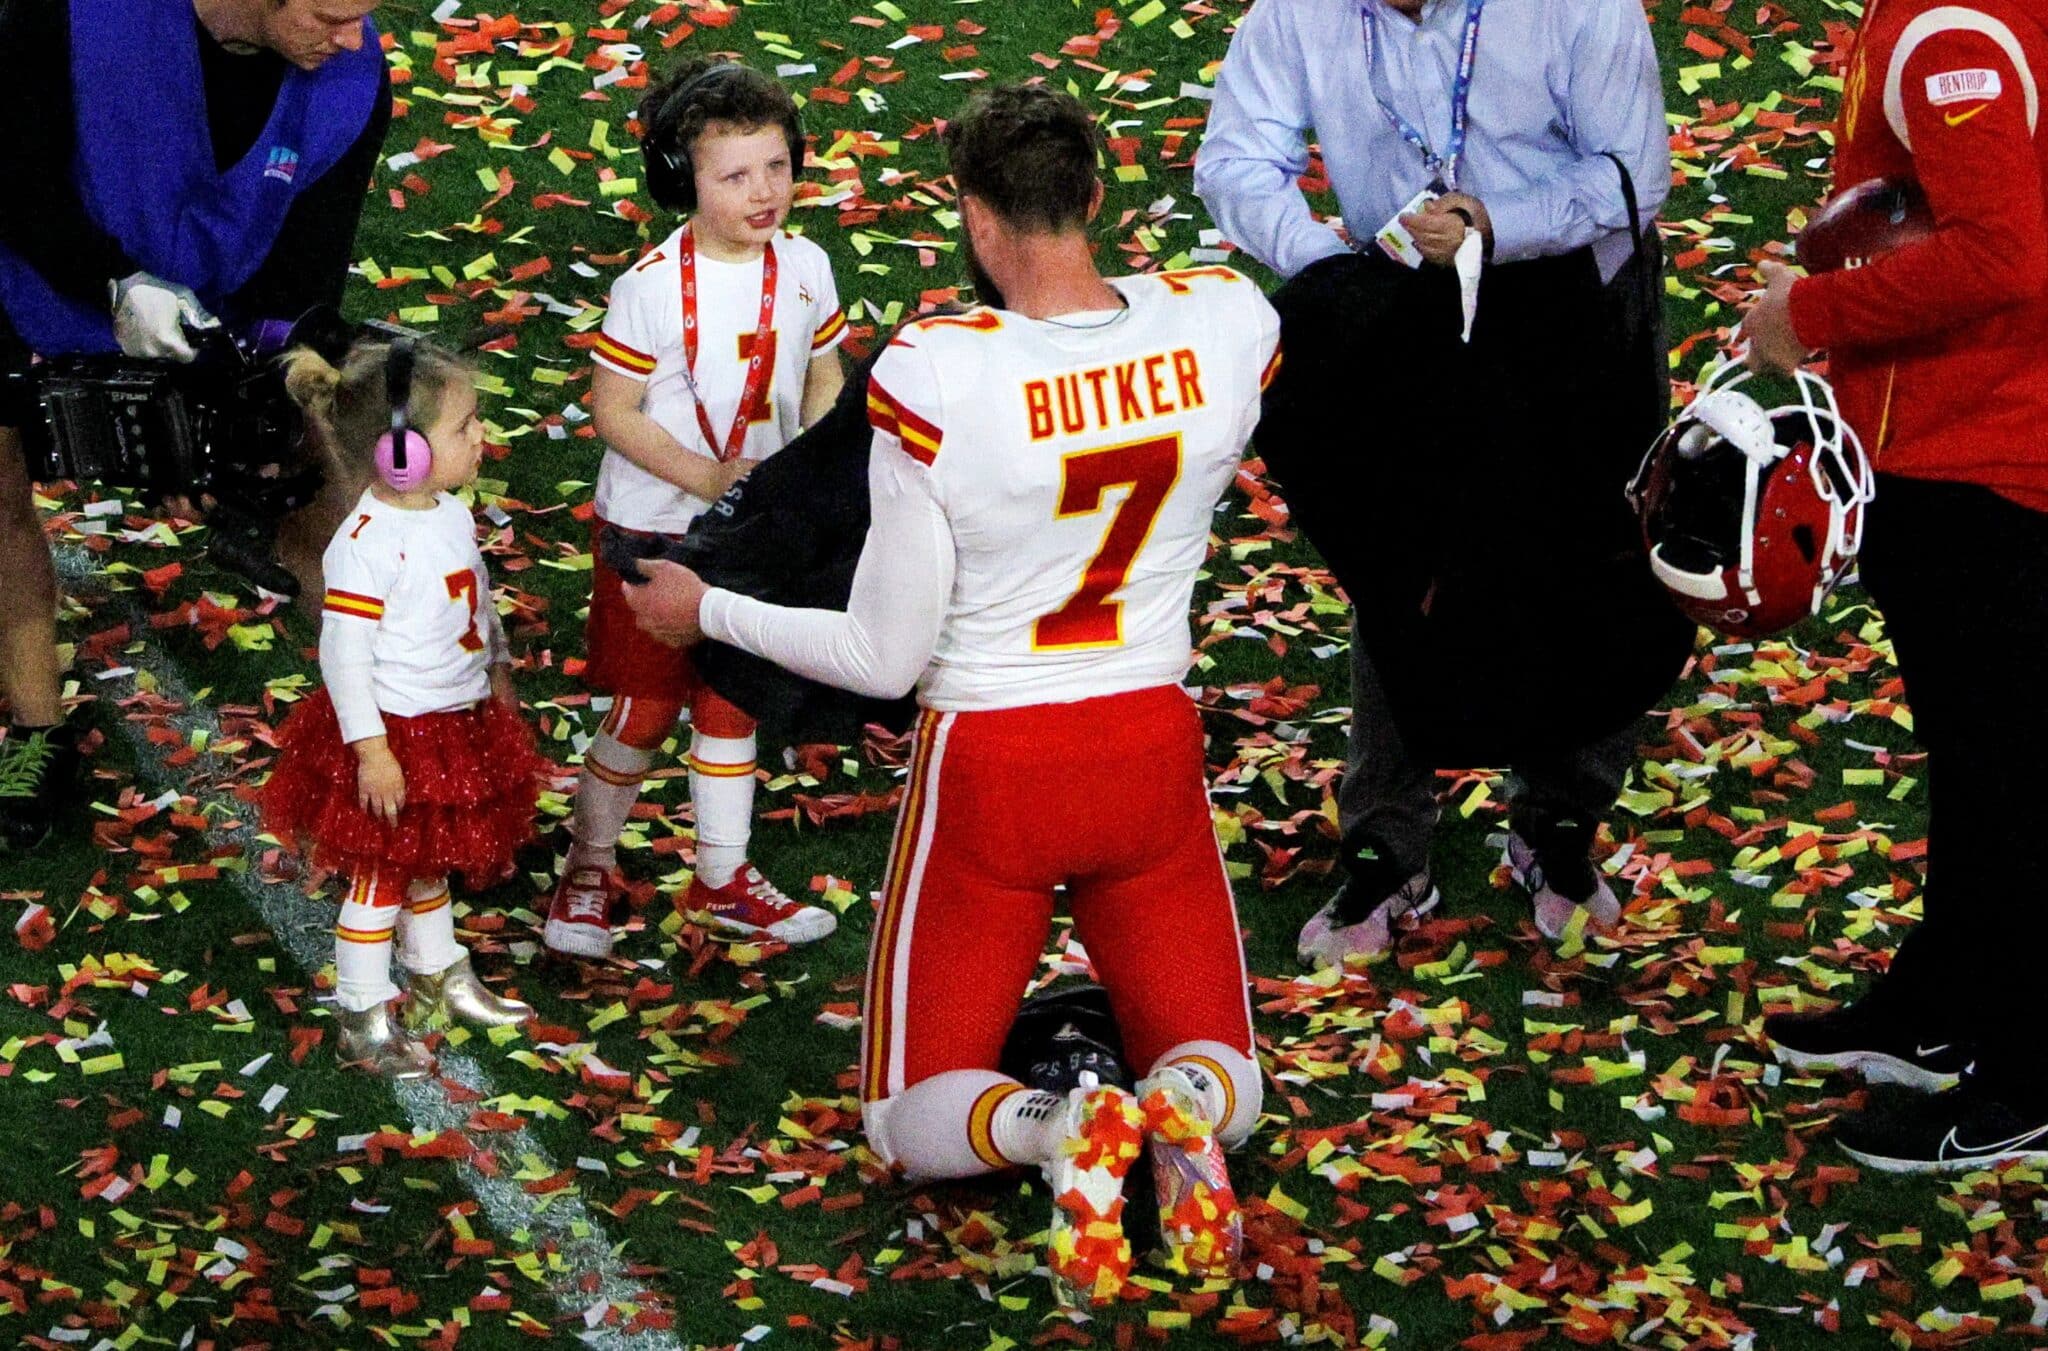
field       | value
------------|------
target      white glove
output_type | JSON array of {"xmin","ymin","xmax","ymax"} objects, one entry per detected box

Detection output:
[{"xmin": 109, "ymin": 272, "xmax": 220, "ymax": 362}]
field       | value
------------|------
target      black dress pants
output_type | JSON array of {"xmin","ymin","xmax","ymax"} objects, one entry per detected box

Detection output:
[{"xmin": 1857, "ymin": 472, "xmax": 2048, "ymax": 1101}]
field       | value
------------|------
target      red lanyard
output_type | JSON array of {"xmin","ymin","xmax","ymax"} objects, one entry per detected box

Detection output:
[{"xmin": 679, "ymin": 225, "xmax": 779, "ymax": 464}]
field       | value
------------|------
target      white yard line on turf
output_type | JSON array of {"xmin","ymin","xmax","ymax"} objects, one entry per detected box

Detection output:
[{"xmin": 56, "ymin": 547, "xmax": 684, "ymax": 1350}]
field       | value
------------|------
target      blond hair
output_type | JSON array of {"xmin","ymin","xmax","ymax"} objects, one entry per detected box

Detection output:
[{"xmin": 280, "ymin": 339, "xmax": 474, "ymax": 476}]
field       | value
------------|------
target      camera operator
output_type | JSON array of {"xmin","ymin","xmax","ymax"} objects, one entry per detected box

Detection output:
[{"xmin": 0, "ymin": 0, "xmax": 392, "ymax": 851}]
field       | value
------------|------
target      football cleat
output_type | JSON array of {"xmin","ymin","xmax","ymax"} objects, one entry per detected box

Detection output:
[
  {"xmin": 1042, "ymin": 1076, "xmax": 1145, "ymax": 1306},
  {"xmin": 1138, "ymin": 1064, "xmax": 1241, "ymax": 1276}
]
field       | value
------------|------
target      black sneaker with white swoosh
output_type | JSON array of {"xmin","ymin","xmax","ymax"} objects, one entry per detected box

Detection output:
[
  {"xmin": 1763, "ymin": 998, "xmax": 1971, "ymax": 1093},
  {"xmin": 1834, "ymin": 1077, "xmax": 2048, "ymax": 1175}
]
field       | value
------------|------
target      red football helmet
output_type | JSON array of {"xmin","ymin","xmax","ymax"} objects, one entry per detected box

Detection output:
[{"xmin": 1627, "ymin": 358, "xmax": 1874, "ymax": 639}]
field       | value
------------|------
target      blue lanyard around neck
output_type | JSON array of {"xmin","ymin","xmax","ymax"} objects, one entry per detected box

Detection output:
[{"xmin": 1360, "ymin": 0, "xmax": 1486, "ymax": 192}]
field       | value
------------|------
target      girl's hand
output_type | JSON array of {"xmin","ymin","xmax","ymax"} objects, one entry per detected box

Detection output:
[
  {"xmin": 488, "ymin": 664, "xmax": 517, "ymax": 708},
  {"xmin": 354, "ymin": 739, "xmax": 407, "ymax": 825}
]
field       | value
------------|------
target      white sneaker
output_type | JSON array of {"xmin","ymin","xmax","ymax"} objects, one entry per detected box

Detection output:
[
  {"xmin": 542, "ymin": 864, "xmax": 617, "ymax": 958},
  {"xmin": 1503, "ymin": 833, "xmax": 1621, "ymax": 942},
  {"xmin": 1297, "ymin": 872, "xmax": 1440, "ymax": 968}
]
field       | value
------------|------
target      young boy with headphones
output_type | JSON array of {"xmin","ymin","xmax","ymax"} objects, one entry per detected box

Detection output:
[{"xmin": 544, "ymin": 60, "xmax": 848, "ymax": 960}]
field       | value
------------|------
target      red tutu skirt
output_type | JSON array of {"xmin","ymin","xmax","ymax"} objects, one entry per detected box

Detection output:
[{"xmin": 262, "ymin": 689, "xmax": 547, "ymax": 889}]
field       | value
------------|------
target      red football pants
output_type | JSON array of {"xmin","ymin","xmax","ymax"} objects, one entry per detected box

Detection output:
[{"xmin": 861, "ymin": 684, "xmax": 1253, "ymax": 1109}]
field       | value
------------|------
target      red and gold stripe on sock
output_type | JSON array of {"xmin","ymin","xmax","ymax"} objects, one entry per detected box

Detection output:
[
  {"xmin": 584, "ymin": 753, "xmax": 647, "ymax": 788},
  {"xmin": 968, "ymin": 1081, "xmax": 1027, "ymax": 1170},
  {"xmin": 686, "ymin": 755, "xmax": 757, "ymax": 779},
  {"xmin": 407, "ymin": 887, "xmax": 451, "ymax": 916},
  {"xmin": 336, "ymin": 921, "xmax": 396, "ymax": 945}
]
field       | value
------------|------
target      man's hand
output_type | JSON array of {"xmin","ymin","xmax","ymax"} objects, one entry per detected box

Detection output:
[
  {"xmin": 1742, "ymin": 260, "xmax": 1814, "ymax": 375},
  {"xmin": 624, "ymin": 558, "xmax": 709, "ymax": 648},
  {"xmin": 353, "ymin": 738, "xmax": 406, "ymax": 826},
  {"xmin": 109, "ymin": 272, "xmax": 220, "ymax": 362},
  {"xmin": 488, "ymin": 663, "xmax": 517, "ymax": 709},
  {"xmin": 1401, "ymin": 194, "xmax": 1491, "ymax": 267}
]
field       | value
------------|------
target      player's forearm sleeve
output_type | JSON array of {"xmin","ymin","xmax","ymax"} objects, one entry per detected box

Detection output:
[
  {"xmin": 319, "ymin": 617, "xmax": 387, "ymax": 744},
  {"xmin": 700, "ymin": 447, "xmax": 953, "ymax": 700}
]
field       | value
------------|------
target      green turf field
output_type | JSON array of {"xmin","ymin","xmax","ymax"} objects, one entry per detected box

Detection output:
[{"xmin": 10, "ymin": 1, "xmax": 2037, "ymax": 1347}]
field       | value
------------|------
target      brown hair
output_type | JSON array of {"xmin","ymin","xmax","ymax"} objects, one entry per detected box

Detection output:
[
  {"xmin": 280, "ymin": 339, "xmax": 473, "ymax": 475},
  {"xmin": 636, "ymin": 59, "xmax": 804, "ymax": 174},
  {"xmin": 944, "ymin": 85, "xmax": 1104, "ymax": 233}
]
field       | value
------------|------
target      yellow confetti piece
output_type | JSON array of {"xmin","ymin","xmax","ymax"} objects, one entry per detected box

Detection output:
[{"xmin": 1265, "ymin": 1185, "xmax": 1309, "ymax": 1222}]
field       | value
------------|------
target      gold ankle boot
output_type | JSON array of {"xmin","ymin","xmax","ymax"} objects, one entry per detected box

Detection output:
[
  {"xmin": 405, "ymin": 953, "xmax": 532, "ymax": 1029},
  {"xmin": 335, "ymin": 1001, "xmax": 435, "ymax": 1081}
]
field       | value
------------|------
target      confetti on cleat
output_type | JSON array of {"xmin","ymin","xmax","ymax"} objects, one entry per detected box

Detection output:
[
  {"xmin": 1043, "ymin": 1081, "xmax": 1145, "ymax": 1305},
  {"xmin": 1141, "ymin": 1073, "xmax": 1243, "ymax": 1277}
]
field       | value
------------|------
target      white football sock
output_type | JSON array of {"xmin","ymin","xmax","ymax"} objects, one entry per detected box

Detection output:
[
  {"xmin": 397, "ymin": 876, "xmax": 464, "ymax": 975},
  {"xmin": 688, "ymin": 730, "xmax": 756, "ymax": 889},
  {"xmin": 990, "ymin": 1087, "xmax": 1072, "ymax": 1169},
  {"xmin": 864, "ymin": 1070, "xmax": 1058, "ymax": 1181},
  {"xmin": 334, "ymin": 874, "xmax": 401, "ymax": 1012},
  {"xmin": 1145, "ymin": 1041, "xmax": 1263, "ymax": 1148},
  {"xmin": 571, "ymin": 730, "xmax": 654, "ymax": 868}
]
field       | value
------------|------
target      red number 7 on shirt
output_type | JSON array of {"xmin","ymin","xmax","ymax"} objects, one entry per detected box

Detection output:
[
  {"xmin": 445, "ymin": 570, "xmax": 487, "ymax": 653},
  {"xmin": 1032, "ymin": 433, "xmax": 1182, "ymax": 651}
]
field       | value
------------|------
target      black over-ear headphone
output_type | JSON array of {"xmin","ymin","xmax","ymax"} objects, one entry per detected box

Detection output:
[{"xmin": 642, "ymin": 63, "xmax": 806, "ymax": 213}]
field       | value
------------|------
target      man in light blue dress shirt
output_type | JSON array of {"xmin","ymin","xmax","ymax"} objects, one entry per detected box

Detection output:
[
  {"xmin": 1196, "ymin": 0, "xmax": 1690, "ymax": 968},
  {"xmin": 1195, "ymin": 0, "xmax": 1669, "ymax": 284}
]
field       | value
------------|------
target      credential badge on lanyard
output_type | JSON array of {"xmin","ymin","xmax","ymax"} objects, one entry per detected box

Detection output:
[
  {"xmin": 1360, "ymin": 0, "xmax": 1486, "ymax": 194},
  {"xmin": 677, "ymin": 225, "xmax": 780, "ymax": 465}
]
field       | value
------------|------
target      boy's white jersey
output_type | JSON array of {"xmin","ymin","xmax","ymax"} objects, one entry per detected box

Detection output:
[
  {"xmin": 592, "ymin": 226, "xmax": 846, "ymax": 535},
  {"xmin": 867, "ymin": 266, "xmax": 1281, "ymax": 711},
  {"xmin": 319, "ymin": 488, "xmax": 504, "ymax": 742}
]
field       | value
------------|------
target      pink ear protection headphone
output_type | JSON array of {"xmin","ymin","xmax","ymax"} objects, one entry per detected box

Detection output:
[{"xmin": 372, "ymin": 336, "xmax": 433, "ymax": 492}]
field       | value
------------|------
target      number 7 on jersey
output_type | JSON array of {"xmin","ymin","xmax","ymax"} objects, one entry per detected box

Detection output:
[{"xmin": 1032, "ymin": 433, "xmax": 1182, "ymax": 651}]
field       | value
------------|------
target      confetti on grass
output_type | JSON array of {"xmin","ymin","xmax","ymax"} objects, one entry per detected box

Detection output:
[{"xmin": 12, "ymin": 1, "xmax": 2048, "ymax": 1347}]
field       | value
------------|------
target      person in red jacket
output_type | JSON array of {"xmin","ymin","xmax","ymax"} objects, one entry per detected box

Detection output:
[{"xmin": 1745, "ymin": 0, "xmax": 2048, "ymax": 1173}]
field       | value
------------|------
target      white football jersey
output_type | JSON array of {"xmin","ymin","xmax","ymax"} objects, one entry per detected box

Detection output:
[
  {"xmin": 320, "ymin": 488, "xmax": 504, "ymax": 742},
  {"xmin": 592, "ymin": 227, "xmax": 847, "ymax": 535},
  {"xmin": 866, "ymin": 267, "xmax": 1281, "ymax": 710}
]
